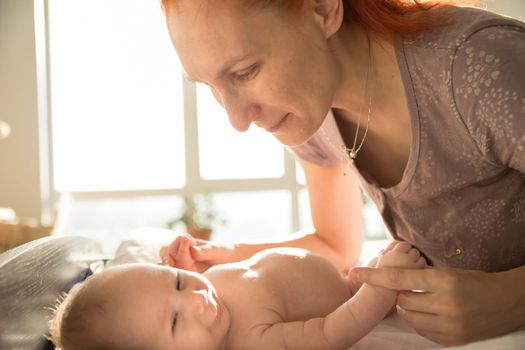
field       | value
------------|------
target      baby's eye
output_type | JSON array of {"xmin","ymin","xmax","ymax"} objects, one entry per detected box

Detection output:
[{"xmin": 176, "ymin": 273, "xmax": 181, "ymax": 290}]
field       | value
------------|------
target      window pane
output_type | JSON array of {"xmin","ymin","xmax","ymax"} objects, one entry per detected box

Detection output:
[
  {"xmin": 49, "ymin": 0, "xmax": 185, "ymax": 192},
  {"xmin": 296, "ymin": 161, "xmax": 306, "ymax": 185},
  {"xmin": 210, "ymin": 191, "xmax": 292, "ymax": 242},
  {"xmin": 196, "ymin": 85, "xmax": 284, "ymax": 179},
  {"xmin": 299, "ymin": 189, "xmax": 388, "ymax": 240},
  {"xmin": 298, "ymin": 189, "xmax": 313, "ymax": 231},
  {"xmin": 363, "ymin": 194, "xmax": 388, "ymax": 239},
  {"xmin": 58, "ymin": 195, "xmax": 184, "ymax": 253}
]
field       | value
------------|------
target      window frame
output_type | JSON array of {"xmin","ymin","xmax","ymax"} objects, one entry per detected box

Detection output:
[
  {"xmin": 38, "ymin": 0, "xmax": 388, "ymax": 242},
  {"xmin": 40, "ymin": 0, "xmax": 305, "ymax": 232}
]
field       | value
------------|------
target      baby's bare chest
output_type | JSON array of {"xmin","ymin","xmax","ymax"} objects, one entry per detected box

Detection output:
[{"xmin": 224, "ymin": 253, "xmax": 351, "ymax": 327}]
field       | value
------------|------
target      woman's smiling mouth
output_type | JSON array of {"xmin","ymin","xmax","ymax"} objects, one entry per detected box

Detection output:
[{"xmin": 265, "ymin": 113, "xmax": 290, "ymax": 133}]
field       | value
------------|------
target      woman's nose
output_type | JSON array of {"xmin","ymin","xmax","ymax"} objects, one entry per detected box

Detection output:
[{"xmin": 220, "ymin": 92, "xmax": 261, "ymax": 132}]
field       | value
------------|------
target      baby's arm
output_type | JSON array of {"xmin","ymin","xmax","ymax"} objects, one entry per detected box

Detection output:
[{"xmin": 249, "ymin": 241, "xmax": 426, "ymax": 350}]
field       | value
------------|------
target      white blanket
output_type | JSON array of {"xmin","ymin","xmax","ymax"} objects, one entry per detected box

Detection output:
[{"xmin": 351, "ymin": 311, "xmax": 525, "ymax": 350}]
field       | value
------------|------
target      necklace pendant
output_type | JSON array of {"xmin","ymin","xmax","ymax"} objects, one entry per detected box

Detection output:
[
  {"xmin": 344, "ymin": 156, "xmax": 355, "ymax": 177},
  {"xmin": 349, "ymin": 150, "xmax": 357, "ymax": 159}
]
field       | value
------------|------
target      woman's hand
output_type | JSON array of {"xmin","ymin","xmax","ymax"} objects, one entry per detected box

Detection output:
[{"xmin": 349, "ymin": 265, "xmax": 525, "ymax": 346}]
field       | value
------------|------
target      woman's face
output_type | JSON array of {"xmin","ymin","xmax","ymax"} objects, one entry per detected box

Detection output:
[{"xmin": 166, "ymin": 0, "xmax": 341, "ymax": 146}]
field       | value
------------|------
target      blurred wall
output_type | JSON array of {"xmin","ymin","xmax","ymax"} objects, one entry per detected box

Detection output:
[
  {"xmin": 0, "ymin": 0, "xmax": 43, "ymax": 220},
  {"xmin": 479, "ymin": 0, "xmax": 525, "ymax": 20}
]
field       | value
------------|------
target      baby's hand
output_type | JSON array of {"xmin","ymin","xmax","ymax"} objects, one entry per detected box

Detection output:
[
  {"xmin": 376, "ymin": 240, "xmax": 427, "ymax": 269},
  {"xmin": 160, "ymin": 235, "xmax": 201, "ymax": 272}
]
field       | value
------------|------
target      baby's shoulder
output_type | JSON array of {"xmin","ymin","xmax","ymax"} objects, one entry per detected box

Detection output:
[
  {"xmin": 250, "ymin": 248, "xmax": 331, "ymax": 270},
  {"xmin": 251, "ymin": 247, "xmax": 311, "ymax": 261},
  {"xmin": 248, "ymin": 248, "xmax": 343, "ymax": 284}
]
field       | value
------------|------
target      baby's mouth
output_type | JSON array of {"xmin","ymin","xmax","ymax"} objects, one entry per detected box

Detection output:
[{"xmin": 205, "ymin": 288, "xmax": 220, "ymax": 323}]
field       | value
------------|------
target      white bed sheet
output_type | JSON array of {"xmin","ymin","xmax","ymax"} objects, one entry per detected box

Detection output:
[
  {"xmin": 108, "ymin": 228, "xmax": 525, "ymax": 350},
  {"xmin": 351, "ymin": 311, "xmax": 525, "ymax": 350}
]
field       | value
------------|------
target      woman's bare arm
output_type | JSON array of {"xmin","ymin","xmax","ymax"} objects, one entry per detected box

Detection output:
[{"xmin": 186, "ymin": 160, "xmax": 365, "ymax": 272}]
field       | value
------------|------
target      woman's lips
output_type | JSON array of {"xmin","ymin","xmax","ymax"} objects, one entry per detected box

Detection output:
[{"xmin": 266, "ymin": 113, "xmax": 290, "ymax": 133}]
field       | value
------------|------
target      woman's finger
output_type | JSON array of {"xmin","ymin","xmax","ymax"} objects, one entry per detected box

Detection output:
[
  {"xmin": 397, "ymin": 307, "xmax": 442, "ymax": 332},
  {"xmin": 191, "ymin": 242, "xmax": 235, "ymax": 264},
  {"xmin": 397, "ymin": 290, "xmax": 437, "ymax": 314},
  {"xmin": 351, "ymin": 267, "xmax": 436, "ymax": 292},
  {"xmin": 414, "ymin": 329, "xmax": 453, "ymax": 346}
]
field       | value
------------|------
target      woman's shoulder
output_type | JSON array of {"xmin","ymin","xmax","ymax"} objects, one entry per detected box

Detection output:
[{"xmin": 403, "ymin": 6, "xmax": 525, "ymax": 50}]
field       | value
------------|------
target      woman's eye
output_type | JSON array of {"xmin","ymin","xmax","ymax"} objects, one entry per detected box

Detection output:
[{"xmin": 234, "ymin": 64, "xmax": 258, "ymax": 82}]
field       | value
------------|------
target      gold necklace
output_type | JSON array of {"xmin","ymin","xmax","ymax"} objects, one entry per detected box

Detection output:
[{"xmin": 344, "ymin": 36, "xmax": 372, "ymax": 166}]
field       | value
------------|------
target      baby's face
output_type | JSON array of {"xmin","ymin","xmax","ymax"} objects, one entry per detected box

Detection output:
[{"xmin": 97, "ymin": 263, "xmax": 229, "ymax": 350}]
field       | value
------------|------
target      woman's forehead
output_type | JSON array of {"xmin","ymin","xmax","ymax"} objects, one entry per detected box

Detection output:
[
  {"xmin": 168, "ymin": 0, "xmax": 271, "ymax": 47},
  {"xmin": 168, "ymin": 1, "xmax": 276, "ymax": 81}
]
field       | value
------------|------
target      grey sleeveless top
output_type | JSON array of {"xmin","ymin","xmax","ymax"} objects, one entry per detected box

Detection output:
[{"xmin": 290, "ymin": 6, "xmax": 525, "ymax": 272}]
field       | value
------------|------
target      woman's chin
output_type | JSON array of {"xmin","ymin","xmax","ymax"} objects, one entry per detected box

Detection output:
[{"xmin": 274, "ymin": 129, "xmax": 314, "ymax": 147}]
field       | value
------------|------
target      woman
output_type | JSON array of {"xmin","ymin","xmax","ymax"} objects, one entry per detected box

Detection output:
[{"xmin": 160, "ymin": 0, "xmax": 525, "ymax": 346}]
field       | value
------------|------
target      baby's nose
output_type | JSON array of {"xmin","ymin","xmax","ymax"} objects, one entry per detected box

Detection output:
[{"xmin": 189, "ymin": 290, "xmax": 208, "ymax": 312}]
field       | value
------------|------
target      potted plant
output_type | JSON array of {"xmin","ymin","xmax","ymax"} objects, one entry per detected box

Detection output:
[{"xmin": 166, "ymin": 194, "xmax": 227, "ymax": 241}]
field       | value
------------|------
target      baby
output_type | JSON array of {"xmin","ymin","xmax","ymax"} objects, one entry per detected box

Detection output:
[{"xmin": 50, "ymin": 239, "xmax": 426, "ymax": 350}]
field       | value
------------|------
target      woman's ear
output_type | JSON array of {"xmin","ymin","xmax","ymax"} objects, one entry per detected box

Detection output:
[{"xmin": 311, "ymin": 0, "xmax": 344, "ymax": 38}]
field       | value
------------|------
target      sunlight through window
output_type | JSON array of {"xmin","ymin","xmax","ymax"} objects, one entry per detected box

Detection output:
[
  {"xmin": 196, "ymin": 84, "xmax": 285, "ymax": 180},
  {"xmin": 49, "ymin": 0, "xmax": 185, "ymax": 192}
]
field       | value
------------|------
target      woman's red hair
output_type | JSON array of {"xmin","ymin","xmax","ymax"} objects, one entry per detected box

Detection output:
[{"xmin": 161, "ymin": 0, "xmax": 475, "ymax": 37}]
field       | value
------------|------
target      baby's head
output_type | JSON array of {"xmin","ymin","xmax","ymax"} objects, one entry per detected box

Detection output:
[{"xmin": 50, "ymin": 263, "xmax": 230, "ymax": 350}]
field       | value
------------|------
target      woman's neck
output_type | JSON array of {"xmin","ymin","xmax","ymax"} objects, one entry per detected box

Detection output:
[{"xmin": 329, "ymin": 22, "xmax": 402, "ymax": 123}]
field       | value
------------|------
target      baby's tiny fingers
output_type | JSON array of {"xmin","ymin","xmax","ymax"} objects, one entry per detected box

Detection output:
[
  {"xmin": 160, "ymin": 246, "xmax": 168, "ymax": 259},
  {"xmin": 178, "ymin": 237, "xmax": 192, "ymax": 257},
  {"xmin": 384, "ymin": 240, "xmax": 399, "ymax": 252},
  {"xmin": 415, "ymin": 256, "xmax": 428, "ymax": 268},
  {"xmin": 393, "ymin": 241, "xmax": 412, "ymax": 253},
  {"xmin": 185, "ymin": 234, "xmax": 198, "ymax": 245},
  {"xmin": 408, "ymin": 248, "xmax": 421, "ymax": 261}
]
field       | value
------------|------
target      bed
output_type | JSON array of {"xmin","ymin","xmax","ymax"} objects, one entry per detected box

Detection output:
[{"xmin": 1, "ymin": 231, "xmax": 524, "ymax": 350}]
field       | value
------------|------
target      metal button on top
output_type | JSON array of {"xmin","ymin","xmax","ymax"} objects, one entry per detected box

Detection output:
[{"xmin": 443, "ymin": 245, "xmax": 464, "ymax": 258}]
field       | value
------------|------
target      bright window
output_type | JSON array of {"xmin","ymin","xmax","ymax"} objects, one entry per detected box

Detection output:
[
  {"xmin": 46, "ymin": 0, "xmax": 386, "ymax": 253},
  {"xmin": 48, "ymin": 0, "xmax": 185, "ymax": 192},
  {"xmin": 196, "ymin": 84, "xmax": 285, "ymax": 180}
]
